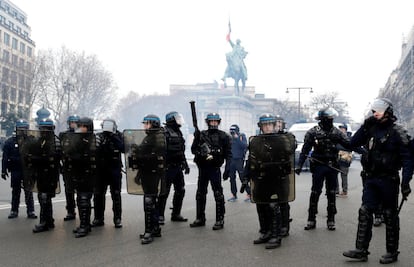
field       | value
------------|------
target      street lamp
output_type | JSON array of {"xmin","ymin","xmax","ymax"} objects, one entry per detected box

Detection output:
[
  {"xmin": 63, "ymin": 79, "xmax": 74, "ymax": 115},
  {"xmin": 286, "ymin": 87, "xmax": 313, "ymax": 121}
]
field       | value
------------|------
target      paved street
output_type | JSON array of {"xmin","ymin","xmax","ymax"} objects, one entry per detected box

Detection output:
[{"xmin": 0, "ymin": 161, "xmax": 413, "ymax": 267}]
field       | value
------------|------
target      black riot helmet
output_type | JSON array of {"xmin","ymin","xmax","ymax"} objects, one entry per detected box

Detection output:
[
  {"xmin": 315, "ymin": 107, "xmax": 337, "ymax": 131},
  {"xmin": 15, "ymin": 119, "xmax": 29, "ymax": 130},
  {"xmin": 205, "ymin": 113, "xmax": 221, "ymax": 130},
  {"xmin": 142, "ymin": 114, "xmax": 161, "ymax": 128},
  {"xmin": 37, "ymin": 118, "xmax": 55, "ymax": 131},
  {"xmin": 165, "ymin": 111, "xmax": 184, "ymax": 127},
  {"xmin": 77, "ymin": 117, "xmax": 94, "ymax": 132}
]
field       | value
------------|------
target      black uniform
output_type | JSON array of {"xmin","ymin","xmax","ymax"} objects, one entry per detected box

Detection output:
[
  {"xmin": 93, "ymin": 130, "xmax": 124, "ymax": 228},
  {"xmin": 157, "ymin": 123, "xmax": 189, "ymax": 223},
  {"xmin": 190, "ymin": 128, "xmax": 232, "ymax": 230},
  {"xmin": 1, "ymin": 135, "xmax": 36, "ymax": 219},
  {"xmin": 297, "ymin": 119, "xmax": 350, "ymax": 231},
  {"xmin": 59, "ymin": 128, "xmax": 77, "ymax": 221},
  {"xmin": 343, "ymin": 113, "xmax": 413, "ymax": 263}
]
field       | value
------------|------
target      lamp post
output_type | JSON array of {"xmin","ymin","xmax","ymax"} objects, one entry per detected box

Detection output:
[
  {"xmin": 63, "ymin": 80, "xmax": 74, "ymax": 115},
  {"xmin": 286, "ymin": 87, "xmax": 313, "ymax": 121}
]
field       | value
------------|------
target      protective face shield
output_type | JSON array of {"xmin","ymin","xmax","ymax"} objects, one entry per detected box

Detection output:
[
  {"xmin": 371, "ymin": 98, "xmax": 392, "ymax": 114},
  {"xmin": 102, "ymin": 119, "xmax": 117, "ymax": 133},
  {"xmin": 275, "ymin": 116, "xmax": 285, "ymax": 132},
  {"xmin": 166, "ymin": 112, "xmax": 184, "ymax": 126}
]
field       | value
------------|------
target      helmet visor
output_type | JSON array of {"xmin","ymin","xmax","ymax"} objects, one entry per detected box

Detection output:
[{"xmin": 371, "ymin": 99, "xmax": 389, "ymax": 113}]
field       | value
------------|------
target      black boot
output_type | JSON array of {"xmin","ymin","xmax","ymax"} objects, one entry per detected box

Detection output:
[
  {"xmin": 112, "ymin": 191, "xmax": 122, "ymax": 228},
  {"xmin": 343, "ymin": 206, "xmax": 372, "ymax": 261},
  {"xmin": 190, "ymin": 192, "xmax": 206, "ymax": 228},
  {"xmin": 253, "ymin": 232, "xmax": 271, "ymax": 244},
  {"xmin": 141, "ymin": 195, "xmax": 157, "ymax": 244},
  {"xmin": 171, "ymin": 188, "xmax": 187, "ymax": 222},
  {"xmin": 343, "ymin": 249, "xmax": 370, "ymax": 261},
  {"xmin": 8, "ymin": 211, "xmax": 18, "ymax": 219},
  {"xmin": 64, "ymin": 191, "xmax": 76, "ymax": 221},
  {"xmin": 327, "ymin": 190, "xmax": 337, "ymax": 231},
  {"xmin": 25, "ymin": 190, "xmax": 37, "ymax": 219},
  {"xmin": 379, "ymin": 252, "xmax": 399, "ymax": 264},
  {"xmin": 380, "ymin": 209, "xmax": 399, "ymax": 264},
  {"xmin": 265, "ymin": 203, "xmax": 282, "ymax": 249},
  {"xmin": 212, "ymin": 191, "xmax": 225, "ymax": 230},
  {"xmin": 254, "ymin": 204, "xmax": 271, "ymax": 244},
  {"xmin": 92, "ymin": 193, "xmax": 105, "ymax": 227},
  {"xmin": 75, "ymin": 193, "xmax": 92, "ymax": 238},
  {"xmin": 280, "ymin": 203, "xmax": 290, "ymax": 237},
  {"xmin": 304, "ymin": 191, "xmax": 319, "ymax": 230},
  {"xmin": 33, "ymin": 193, "xmax": 51, "ymax": 233},
  {"xmin": 9, "ymin": 187, "xmax": 20, "ymax": 219}
]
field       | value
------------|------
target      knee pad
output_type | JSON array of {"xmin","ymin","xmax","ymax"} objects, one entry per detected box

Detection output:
[
  {"xmin": 359, "ymin": 205, "xmax": 373, "ymax": 221},
  {"xmin": 213, "ymin": 190, "xmax": 224, "ymax": 202}
]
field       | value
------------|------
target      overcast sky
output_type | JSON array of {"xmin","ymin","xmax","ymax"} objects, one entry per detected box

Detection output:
[{"xmin": 12, "ymin": 0, "xmax": 414, "ymax": 122}]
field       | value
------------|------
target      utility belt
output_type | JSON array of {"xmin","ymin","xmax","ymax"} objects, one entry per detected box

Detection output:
[{"xmin": 361, "ymin": 170, "xmax": 399, "ymax": 180}]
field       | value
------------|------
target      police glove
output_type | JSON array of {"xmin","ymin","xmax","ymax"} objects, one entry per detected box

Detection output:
[
  {"xmin": 183, "ymin": 162, "xmax": 190, "ymax": 175},
  {"xmin": 294, "ymin": 167, "xmax": 302, "ymax": 175},
  {"xmin": 222, "ymin": 170, "xmax": 230, "ymax": 181},
  {"xmin": 1, "ymin": 172, "xmax": 7, "ymax": 180},
  {"xmin": 363, "ymin": 116, "xmax": 377, "ymax": 130},
  {"xmin": 401, "ymin": 183, "xmax": 411, "ymax": 199},
  {"xmin": 240, "ymin": 180, "xmax": 249, "ymax": 193}
]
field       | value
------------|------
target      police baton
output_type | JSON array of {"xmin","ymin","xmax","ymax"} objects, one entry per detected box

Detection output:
[
  {"xmin": 306, "ymin": 156, "xmax": 346, "ymax": 174},
  {"xmin": 397, "ymin": 196, "xmax": 407, "ymax": 215}
]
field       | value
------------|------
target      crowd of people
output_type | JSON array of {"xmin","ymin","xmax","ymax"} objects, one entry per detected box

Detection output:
[{"xmin": 1, "ymin": 97, "xmax": 413, "ymax": 264}]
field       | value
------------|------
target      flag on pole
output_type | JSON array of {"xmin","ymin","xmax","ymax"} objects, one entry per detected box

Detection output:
[{"xmin": 226, "ymin": 19, "xmax": 231, "ymax": 42}]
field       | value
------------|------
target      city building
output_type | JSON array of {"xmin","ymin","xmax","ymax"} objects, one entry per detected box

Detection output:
[{"xmin": 0, "ymin": 0, "xmax": 34, "ymax": 136}]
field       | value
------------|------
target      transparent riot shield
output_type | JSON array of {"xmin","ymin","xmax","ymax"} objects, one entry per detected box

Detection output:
[
  {"xmin": 17, "ymin": 129, "xmax": 60, "ymax": 194},
  {"xmin": 123, "ymin": 129, "xmax": 166, "ymax": 195},
  {"xmin": 248, "ymin": 133, "xmax": 296, "ymax": 203},
  {"xmin": 60, "ymin": 132, "xmax": 97, "ymax": 189}
]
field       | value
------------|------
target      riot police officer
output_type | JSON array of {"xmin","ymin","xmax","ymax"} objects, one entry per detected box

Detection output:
[
  {"xmin": 242, "ymin": 114, "xmax": 296, "ymax": 249},
  {"xmin": 59, "ymin": 114, "xmax": 80, "ymax": 221},
  {"xmin": 1, "ymin": 119, "xmax": 37, "ymax": 219},
  {"xmin": 190, "ymin": 113, "xmax": 231, "ymax": 230},
  {"xmin": 93, "ymin": 119, "xmax": 124, "ymax": 228},
  {"xmin": 295, "ymin": 107, "xmax": 350, "ymax": 231},
  {"xmin": 137, "ymin": 114, "xmax": 165, "ymax": 244},
  {"xmin": 343, "ymin": 98, "xmax": 413, "ymax": 264},
  {"xmin": 32, "ymin": 118, "xmax": 61, "ymax": 233},
  {"xmin": 157, "ymin": 111, "xmax": 189, "ymax": 224},
  {"xmin": 62, "ymin": 117, "xmax": 96, "ymax": 238},
  {"xmin": 224, "ymin": 124, "xmax": 249, "ymax": 202}
]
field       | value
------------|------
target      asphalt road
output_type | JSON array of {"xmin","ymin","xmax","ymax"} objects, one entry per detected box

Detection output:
[{"xmin": 0, "ymin": 161, "xmax": 413, "ymax": 267}]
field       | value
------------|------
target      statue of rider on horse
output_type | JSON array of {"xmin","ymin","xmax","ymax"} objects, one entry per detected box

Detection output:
[{"xmin": 221, "ymin": 37, "xmax": 248, "ymax": 95}]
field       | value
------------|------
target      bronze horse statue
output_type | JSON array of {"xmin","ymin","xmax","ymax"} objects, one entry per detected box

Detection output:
[{"xmin": 222, "ymin": 39, "xmax": 248, "ymax": 95}]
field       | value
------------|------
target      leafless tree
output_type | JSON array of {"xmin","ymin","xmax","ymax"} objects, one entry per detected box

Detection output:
[
  {"xmin": 310, "ymin": 92, "xmax": 351, "ymax": 123},
  {"xmin": 32, "ymin": 47, "xmax": 117, "ymax": 131}
]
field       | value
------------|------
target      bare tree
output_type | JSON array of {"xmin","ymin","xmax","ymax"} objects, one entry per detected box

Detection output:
[
  {"xmin": 310, "ymin": 92, "xmax": 351, "ymax": 123},
  {"xmin": 33, "ymin": 47, "xmax": 117, "ymax": 131}
]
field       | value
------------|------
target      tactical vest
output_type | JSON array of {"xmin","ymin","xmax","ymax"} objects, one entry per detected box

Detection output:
[
  {"xmin": 362, "ymin": 124, "xmax": 402, "ymax": 176},
  {"xmin": 196, "ymin": 130, "xmax": 227, "ymax": 167},
  {"xmin": 311, "ymin": 126, "xmax": 338, "ymax": 162},
  {"xmin": 165, "ymin": 126, "xmax": 185, "ymax": 164}
]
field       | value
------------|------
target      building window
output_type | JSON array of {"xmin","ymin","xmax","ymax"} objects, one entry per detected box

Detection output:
[
  {"xmin": 2, "ymin": 67, "xmax": 9, "ymax": 82},
  {"xmin": 1, "ymin": 102, "xmax": 7, "ymax": 116},
  {"xmin": 10, "ymin": 87, "xmax": 16, "ymax": 102},
  {"xmin": 2, "ymin": 50, "xmax": 9, "ymax": 63},
  {"xmin": 25, "ymin": 92, "xmax": 30, "ymax": 105},
  {"xmin": 18, "ymin": 74, "xmax": 24, "ymax": 87},
  {"xmin": 12, "ymin": 54, "xmax": 17, "ymax": 66},
  {"xmin": 3, "ymin": 32, "xmax": 9, "ymax": 46},
  {"xmin": 18, "ymin": 89, "xmax": 23, "ymax": 102},
  {"xmin": 26, "ymin": 61, "xmax": 31, "ymax": 72},
  {"xmin": 19, "ymin": 58, "xmax": 24, "ymax": 69},
  {"xmin": 2, "ymin": 83, "xmax": 8, "ymax": 99},
  {"xmin": 12, "ymin": 37, "xmax": 17, "ymax": 49},
  {"xmin": 27, "ymin": 46, "xmax": 32, "ymax": 57},
  {"xmin": 19, "ymin": 42, "xmax": 25, "ymax": 54},
  {"xmin": 10, "ymin": 71, "xmax": 17, "ymax": 85}
]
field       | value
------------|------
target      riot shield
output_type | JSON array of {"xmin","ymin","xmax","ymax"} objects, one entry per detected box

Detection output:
[
  {"xmin": 17, "ymin": 129, "xmax": 60, "ymax": 194},
  {"xmin": 123, "ymin": 129, "xmax": 166, "ymax": 195},
  {"xmin": 248, "ymin": 133, "xmax": 296, "ymax": 203},
  {"xmin": 60, "ymin": 132, "xmax": 97, "ymax": 189}
]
